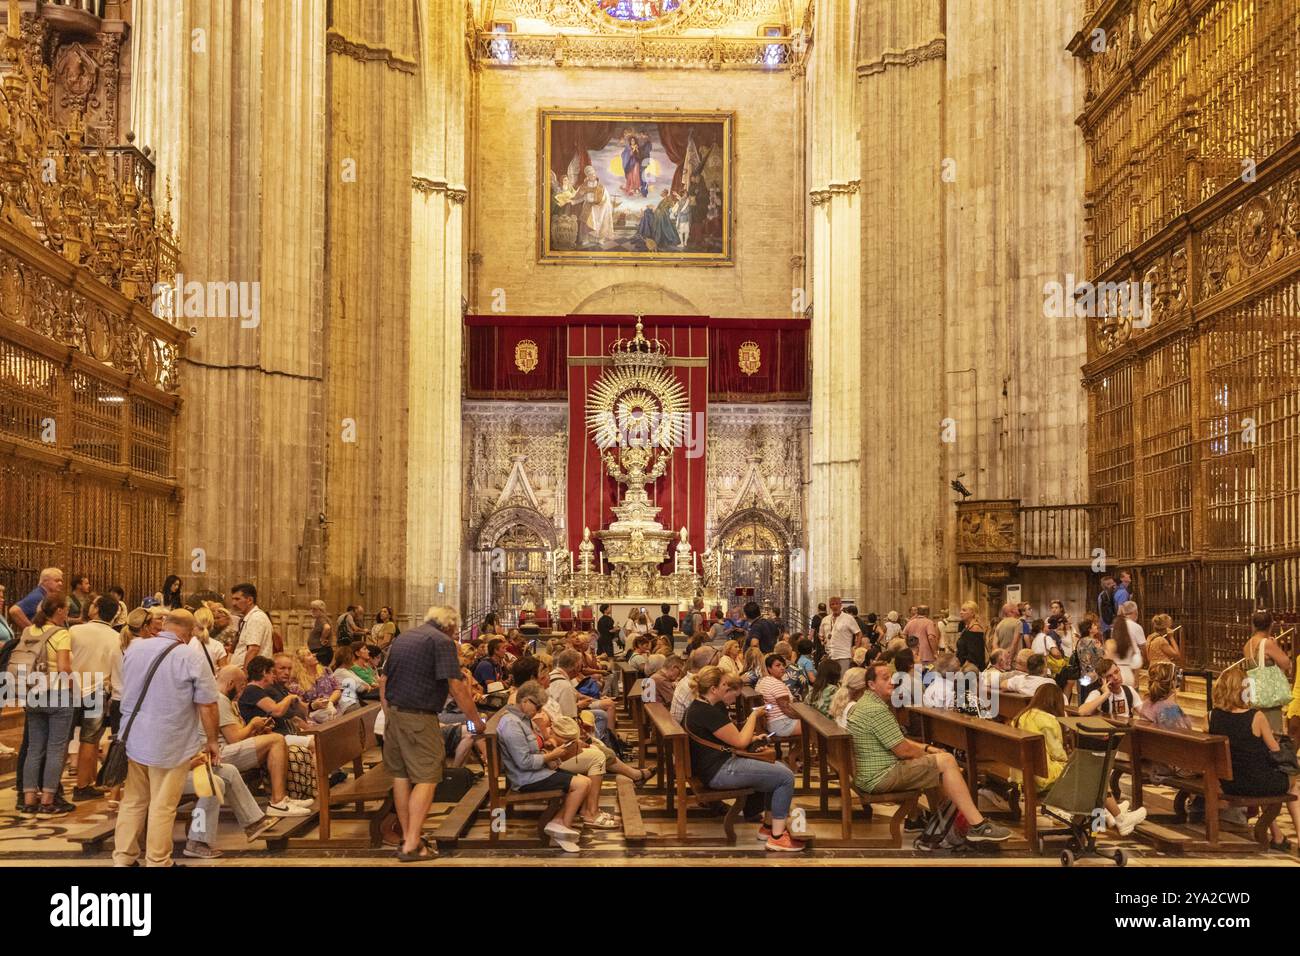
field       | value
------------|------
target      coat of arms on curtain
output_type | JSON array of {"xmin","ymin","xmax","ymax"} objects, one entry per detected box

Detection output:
[{"xmin": 514, "ymin": 338, "xmax": 539, "ymax": 373}]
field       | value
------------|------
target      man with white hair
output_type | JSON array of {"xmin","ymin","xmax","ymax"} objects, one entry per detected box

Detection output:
[
  {"xmin": 9, "ymin": 567, "xmax": 64, "ymax": 632},
  {"xmin": 1120, "ymin": 599, "xmax": 1147, "ymax": 665},
  {"xmin": 380, "ymin": 605, "xmax": 484, "ymax": 862}
]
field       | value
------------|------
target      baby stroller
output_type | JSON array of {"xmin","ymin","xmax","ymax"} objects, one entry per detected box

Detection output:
[{"xmin": 1036, "ymin": 716, "xmax": 1132, "ymax": 867}]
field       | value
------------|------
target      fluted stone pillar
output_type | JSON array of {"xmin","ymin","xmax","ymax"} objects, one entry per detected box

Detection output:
[
  {"xmin": 807, "ymin": 0, "xmax": 863, "ymax": 603},
  {"xmin": 322, "ymin": 0, "xmax": 419, "ymax": 610},
  {"xmin": 856, "ymin": 0, "xmax": 947, "ymax": 613},
  {"xmin": 132, "ymin": 0, "xmax": 328, "ymax": 605},
  {"xmin": 407, "ymin": 0, "xmax": 469, "ymax": 615}
]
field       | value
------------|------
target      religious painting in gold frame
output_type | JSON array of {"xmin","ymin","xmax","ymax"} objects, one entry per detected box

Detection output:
[{"xmin": 539, "ymin": 109, "xmax": 733, "ymax": 265}]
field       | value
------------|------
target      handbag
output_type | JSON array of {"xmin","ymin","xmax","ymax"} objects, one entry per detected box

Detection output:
[
  {"xmin": 98, "ymin": 640, "xmax": 184, "ymax": 788},
  {"xmin": 1246, "ymin": 642, "xmax": 1292, "ymax": 711},
  {"xmin": 1270, "ymin": 734, "xmax": 1300, "ymax": 775},
  {"xmin": 686, "ymin": 727, "xmax": 777, "ymax": 763}
]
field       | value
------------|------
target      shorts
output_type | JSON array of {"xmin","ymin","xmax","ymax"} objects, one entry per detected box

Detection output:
[
  {"xmin": 221, "ymin": 736, "xmax": 264, "ymax": 772},
  {"xmin": 868, "ymin": 754, "xmax": 943, "ymax": 793},
  {"xmin": 77, "ymin": 698, "xmax": 109, "ymax": 746},
  {"xmin": 517, "ymin": 770, "xmax": 576, "ymax": 794},
  {"xmin": 382, "ymin": 707, "xmax": 445, "ymax": 785}
]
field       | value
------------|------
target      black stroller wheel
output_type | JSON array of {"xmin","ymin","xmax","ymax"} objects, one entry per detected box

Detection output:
[
  {"xmin": 1060, "ymin": 849, "xmax": 1075, "ymax": 867},
  {"xmin": 1113, "ymin": 848, "xmax": 1128, "ymax": 867}
]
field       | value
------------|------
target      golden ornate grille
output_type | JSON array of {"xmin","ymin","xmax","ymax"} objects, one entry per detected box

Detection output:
[{"xmin": 1075, "ymin": 0, "xmax": 1300, "ymax": 666}]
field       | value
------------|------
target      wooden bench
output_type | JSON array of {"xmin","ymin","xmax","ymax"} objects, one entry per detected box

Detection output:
[
  {"xmin": 619, "ymin": 663, "xmax": 640, "ymax": 715},
  {"xmin": 267, "ymin": 702, "xmax": 391, "ymax": 849},
  {"xmin": 792, "ymin": 702, "xmax": 920, "ymax": 847},
  {"xmin": 1112, "ymin": 721, "xmax": 1286, "ymax": 852},
  {"xmin": 906, "ymin": 706, "xmax": 1048, "ymax": 847},
  {"xmin": 737, "ymin": 685, "xmax": 762, "ymax": 723},
  {"xmin": 644, "ymin": 701, "xmax": 753, "ymax": 844}
]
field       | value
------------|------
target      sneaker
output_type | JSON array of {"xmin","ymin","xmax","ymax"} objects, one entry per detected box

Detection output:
[
  {"xmin": 71, "ymin": 786, "xmax": 105, "ymax": 802},
  {"xmin": 266, "ymin": 800, "xmax": 311, "ymax": 817},
  {"xmin": 543, "ymin": 819, "xmax": 580, "ymax": 841},
  {"xmin": 244, "ymin": 817, "xmax": 279, "ymax": 842},
  {"xmin": 182, "ymin": 840, "xmax": 222, "ymax": 859},
  {"xmin": 549, "ymin": 834, "xmax": 581, "ymax": 853},
  {"xmin": 17, "ymin": 804, "xmax": 40, "ymax": 817},
  {"xmin": 765, "ymin": 832, "xmax": 807, "ymax": 852},
  {"xmin": 286, "ymin": 797, "xmax": 314, "ymax": 808},
  {"xmin": 36, "ymin": 801, "xmax": 73, "ymax": 817},
  {"xmin": 0, "ymin": 742, "xmax": 16, "ymax": 755},
  {"xmin": 965, "ymin": 819, "xmax": 1012, "ymax": 843},
  {"xmin": 1115, "ymin": 807, "xmax": 1147, "ymax": 836},
  {"xmin": 756, "ymin": 824, "xmax": 773, "ymax": 842}
]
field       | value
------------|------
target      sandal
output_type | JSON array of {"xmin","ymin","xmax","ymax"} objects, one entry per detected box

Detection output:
[
  {"xmin": 581, "ymin": 812, "xmax": 620, "ymax": 830},
  {"xmin": 396, "ymin": 842, "xmax": 437, "ymax": 862},
  {"xmin": 633, "ymin": 766, "xmax": 655, "ymax": 787},
  {"xmin": 1270, "ymin": 837, "xmax": 1291, "ymax": 853}
]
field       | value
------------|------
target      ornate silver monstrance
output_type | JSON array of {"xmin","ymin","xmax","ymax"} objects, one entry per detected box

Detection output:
[{"xmin": 574, "ymin": 319, "xmax": 698, "ymax": 602}]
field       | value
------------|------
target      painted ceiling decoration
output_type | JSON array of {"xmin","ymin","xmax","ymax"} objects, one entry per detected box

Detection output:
[{"xmin": 481, "ymin": 0, "xmax": 793, "ymax": 35}]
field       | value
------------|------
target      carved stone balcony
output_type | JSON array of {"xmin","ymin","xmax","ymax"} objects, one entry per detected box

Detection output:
[{"xmin": 957, "ymin": 499, "xmax": 1119, "ymax": 579}]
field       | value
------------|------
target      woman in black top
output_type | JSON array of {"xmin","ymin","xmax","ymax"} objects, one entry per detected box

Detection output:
[
  {"xmin": 1208, "ymin": 664, "xmax": 1300, "ymax": 850},
  {"xmin": 955, "ymin": 600, "xmax": 986, "ymax": 671},
  {"xmin": 595, "ymin": 603, "xmax": 617, "ymax": 657},
  {"xmin": 683, "ymin": 667, "xmax": 805, "ymax": 852}
]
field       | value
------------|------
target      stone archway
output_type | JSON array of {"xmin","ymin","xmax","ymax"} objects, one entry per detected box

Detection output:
[
  {"xmin": 570, "ymin": 281, "xmax": 702, "ymax": 315},
  {"xmin": 475, "ymin": 506, "xmax": 558, "ymax": 622},
  {"xmin": 714, "ymin": 507, "xmax": 794, "ymax": 615}
]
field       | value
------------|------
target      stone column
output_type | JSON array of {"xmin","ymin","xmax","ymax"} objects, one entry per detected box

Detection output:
[
  {"xmin": 807, "ymin": 0, "xmax": 863, "ymax": 603},
  {"xmin": 407, "ymin": 0, "xmax": 469, "ymax": 615},
  {"xmin": 322, "ymin": 0, "xmax": 418, "ymax": 610},
  {"xmin": 855, "ymin": 0, "xmax": 946, "ymax": 612},
  {"xmin": 132, "ymin": 0, "xmax": 328, "ymax": 605}
]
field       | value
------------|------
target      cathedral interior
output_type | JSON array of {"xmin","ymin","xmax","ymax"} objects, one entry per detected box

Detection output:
[{"xmin": 0, "ymin": 0, "xmax": 1298, "ymax": 878}]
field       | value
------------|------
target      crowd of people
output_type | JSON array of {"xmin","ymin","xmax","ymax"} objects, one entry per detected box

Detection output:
[{"xmin": 3, "ymin": 568, "xmax": 1298, "ymax": 861}]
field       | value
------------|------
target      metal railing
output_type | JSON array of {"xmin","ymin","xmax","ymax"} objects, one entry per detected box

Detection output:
[{"xmin": 1018, "ymin": 503, "xmax": 1118, "ymax": 563}]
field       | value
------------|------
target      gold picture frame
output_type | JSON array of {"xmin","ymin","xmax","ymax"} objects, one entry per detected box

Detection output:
[{"xmin": 539, "ymin": 108, "xmax": 734, "ymax": 265}]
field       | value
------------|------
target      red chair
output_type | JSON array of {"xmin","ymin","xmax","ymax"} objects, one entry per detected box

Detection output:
[
  {"xmin": 558, "ymin": 605, "xmax": 575, "ymax": 632},
  {"xmin": 579, "ymin": 605, "xmax": 595, "ymax": 632}
]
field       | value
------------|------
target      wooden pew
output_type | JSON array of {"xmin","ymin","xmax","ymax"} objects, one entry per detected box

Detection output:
[
  {"xmin": 906, "ymin": 706, "xmax": 1048, "ymax": 847},
  {"xmin": 619, "ymin": 662, "xmax": 640, "ymax": 715},
  {"xmin": 792, "ymin": 702, "xmax": 920, "ymax": 847},
  {"xmin": 737, "ymin": 685, "xmax": 761, "ymax": 722},
  {"xmin": 267, "ymin": 702, "xmax": 392, "ymax": 849},
  {"xmin": 1112, "ymin": 721, "xmax": 1284, "ymax": 852},
  {"xmin": 643, "ymin": 701, "xmax": 753, "ymax": 844}
]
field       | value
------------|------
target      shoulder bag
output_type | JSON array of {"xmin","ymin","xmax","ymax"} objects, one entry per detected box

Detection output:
[
  {"xmin": 98, "ymin": 640, "xmax": 184, "ymax": 787},
  {"xmin": 686, "ymin": 726, "xmax": 777, "ymax": 763},
  {"xmin": 1245, "ymin": 641, "xmax": 1292, "ymax": 710}
]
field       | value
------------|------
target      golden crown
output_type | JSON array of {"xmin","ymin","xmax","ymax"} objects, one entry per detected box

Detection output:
[{"xmin": 610, "ymin": 318, "xmax": 670, "ymax": 369}]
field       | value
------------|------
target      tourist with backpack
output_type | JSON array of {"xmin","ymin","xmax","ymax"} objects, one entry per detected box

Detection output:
[{"xmin": 14, "ymin": 595, "xmax": 76, "ymax": 817}]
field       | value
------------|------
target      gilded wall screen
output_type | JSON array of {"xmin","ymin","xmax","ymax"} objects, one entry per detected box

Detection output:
[{"xmin": 540, "ymin": 110, "xmax": 733, "ymax": 264}]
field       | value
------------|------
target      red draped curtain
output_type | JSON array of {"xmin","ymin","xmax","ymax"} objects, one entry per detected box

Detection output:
[
  {"xmin": 465, "ymin": 326, "xmax": 564, "ymax": 398},
  {"xmin": 657, "ymin": 121, "xmax": 724, "ymax": 194},
  {"xmin": 709, "ymin": 328, "xmax": 808, "ymax": 401},
  {"xmin": 549, "ymin": 120, "xmax": 621, "ymax": 182},
  {"xmin": 566, "ymin": 321, "xmax": 708, "ymax": 563}
]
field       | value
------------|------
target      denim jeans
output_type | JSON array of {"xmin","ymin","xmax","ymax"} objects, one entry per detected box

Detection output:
[
  {"xmin": 23, "ymin": 706, "xmax": 76, "ymax": 793},
  {"xmin": 186, "ymin": 764, "xmax": 264, "ymax": 845},
  {"xmin": 707, "ymin": 754, "xmax": 795, "ymax": 821}
]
